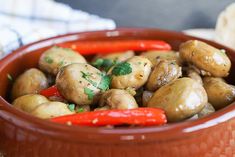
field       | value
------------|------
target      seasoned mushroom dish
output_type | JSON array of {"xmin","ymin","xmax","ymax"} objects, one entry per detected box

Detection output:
[{"xmin": 9, "ymin": 39, "xmax": 234, "ymax": 126}]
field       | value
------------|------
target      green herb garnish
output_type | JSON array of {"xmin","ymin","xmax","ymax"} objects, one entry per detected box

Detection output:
[
  {"xmin": 44, "ymin": 56, "xmax": 53, "ymax": 64},
  {"xmin": 98, "ymin": 75, "xmax": 111, "ymax": 91},
  {"xmin": 68, "ymin": 103, "xmax": 75, "ymax": 112},
  {"xmin": 92, "ymin": 59, "xmax": 118, "ymax": 72},
  {"xmin": 111, "ymin": 62, "xmax": 132, "ymax": 76},
  {"xmin": 81, "ymin": 71, "xmax": 91, "ymax": 78},
  {"xmin": 58, "ymin": 60, "xmax": 65, "ymax": 67},
  {"xmin": 92, "ymin": 58, "xmax": 104, "ymax": 68},
  {"xmin": 97, "ymin": 72, "xmax": 105, "ymax": 76},
  {"xmin": 220, "ymin": 49, "xmax": 226, "ymax": 55},
  {"xmin": 77, "ymin": 107, "xmax": 84, "ymax": 113},
  {"xmin": 102, "ymin": 59, "xmax": 114, "ymax": 71},
  {"xmin": 84, "ymin": 87, "xmax": 94, "ymax": 100},
  {"xmin": 7, "ymin": 73, "xmax": 13, "ymax": 81},
  {"xmin": 81, "ymin": 71, "xmax": 97, "ymax": 87}
]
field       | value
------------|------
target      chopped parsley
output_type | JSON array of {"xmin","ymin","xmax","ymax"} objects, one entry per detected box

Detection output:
[
  {"xmin": 58, "ymin": 60, "xmax": 65, "ymax": 67},
  {"xmin": 102, "ymin": 59, "xmax": 115, "ymax": 71},
  {"xmin": 77, "ymin": 107, "xmax": 84, "ymax": 113},
  {"xmin": 220, "ymin": 49, "xmax": 226, "ymax": 55},
  {"xmin": 81, "ymin": 71, "xmax": 97, "ymax": 87},
  {"xmin": 111, "ymin": 62, "xmax": 132, "ymax": 76},
  {"xmin": 81, "ymin": 71, "xmax": 91, "ymax": 78},
  {"xmin": 92, "ymin": 59, "xmax": 118, "ymax": 72},
  {"xmin": 44, "ymin": 56, "xmax": 53, "ymax": 64},
  {"xmin": 81, "ymin": 71, "xmax": 111, "ymax": 91},
  {"xmin": 7, "ymin": 73, "xmax": 13, "ymax": 81},
  {"xmin": 68, "ymin": 103, "xmax": 75, "ymax": 112},
  {"xmin": 98, "ymin": 75, "xmax": 111, "ymax": 91},
  {"xmin": 97, "ymin": 72, "xmax": 106, "ymax": 76},
  {"xmin": 84, "ymin": 87, "xmax": 94, "ymax": 100},
  {"xmin": 92, "ymin": 58, "xmax": 104, "ymax": 68}
]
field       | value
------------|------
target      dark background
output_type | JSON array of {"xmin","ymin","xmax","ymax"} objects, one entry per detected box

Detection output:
[{"xmin": 56, "ymin": 0, "xmax": 234, "ymax": 31}]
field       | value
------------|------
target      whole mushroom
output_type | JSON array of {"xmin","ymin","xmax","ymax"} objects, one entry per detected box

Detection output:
[
  {"xmin": 147, "ymin": 77, "xmax": 208, "ymax": 122},
  {"xmin": 56, "ymin": 63, "xmax": 109, "ymax": 105},
  {"xmin": 13, "ymin": 94, "xmax": 49, "ymax": 113},
  {"xmin": 11, "ymin": 68, "xmax": 48, "ymax": 100},
  {"xmin": 39, "ymin": 46, "xmax": 87, "ymax": 75},
  {"xmin": 179, "ymin": 40, "xmax": 231, "ymax": 77},
  {"xmin": 31, "ymin": 101, "xmax": 74, "ymax": 119},
  {"xmin": 109, "ymin": 56, "xmax": 152, "ymax": 90},
  {"xmin": 99, "ymin": 89, "xmax": 138, "ymax": 110},
  {"xmin": 203, "ymin": 77, "xmax": 235, "ymax": 109},
  {"xmin": 146, "ymin": 59, "xmax": 182, "ymax": 91}
]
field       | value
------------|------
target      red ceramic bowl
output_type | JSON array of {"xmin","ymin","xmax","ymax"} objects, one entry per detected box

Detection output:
[{"xmin": 1, "ymin": 28, "xmax": 235, "ymax": 157}]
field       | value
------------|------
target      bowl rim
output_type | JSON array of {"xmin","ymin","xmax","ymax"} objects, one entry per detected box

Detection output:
[{"xmin": 1, "ymin": 27, "xmax": 235, "ymax": 143}]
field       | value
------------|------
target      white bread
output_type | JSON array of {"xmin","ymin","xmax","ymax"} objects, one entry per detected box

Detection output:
[{"xmin": 215, "ymin": 3, "xmax": 235, "ymax": 49}]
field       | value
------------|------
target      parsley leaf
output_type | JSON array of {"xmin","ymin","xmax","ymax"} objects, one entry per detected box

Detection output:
[
  {"xmin": 44, "ymin": 56, "xmax": 53, "ymax": 64},
  {"xmin": 220, "ymin": 49, "xmax": 226, "ymax": 55},
  {"xmin": 102, "ymin": 59, "xmax": 114, "ymax": 71},
  {"xmin": 98, "ymin": 75, "xmax": 111, "ymax": 91},
  {"xmin": 92, "ymin": 58, "xmax": 104, "ymax": 68},
  {"xmin": 81, "ymin": 71, "xmax": 97, "ymax": 87},
  {"xmin": 59, "ymin": 60, "xmax": 65, "ymax": 67},
  {"xmin": 97, "ymin": 72, "xmax": 106, "ymax": 77},
  {"xmin": 92, "ymin": 59, "xmax": 118, "ymax": 72},
  {"xmin": 81, "ymin": 71, "xmax": 91, "ymax": 77},
  {"xmin": 68, "ymin": 104, "xmax": 75, "ymax": 112},
  {"xmin": 84, "ymin": 87, "xmax": 94, "ymax": 100},
  {"xmin": 111, "ymin": 62, "xmax": 132, "ymax": 76},
  {"xmin": 77, "ymin": 107, "xmax": 84, "ymax": 113}
]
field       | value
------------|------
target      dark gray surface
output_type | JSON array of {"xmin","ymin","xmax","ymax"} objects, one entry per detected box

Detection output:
[{"xmin": 56, "ymin": 0, "xmax": 234, "ymax": 31}]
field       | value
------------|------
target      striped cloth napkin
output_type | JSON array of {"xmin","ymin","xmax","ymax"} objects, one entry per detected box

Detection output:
[{"xmin": 0, "ymin": 0, "xmax": 116, "ymax": 58}]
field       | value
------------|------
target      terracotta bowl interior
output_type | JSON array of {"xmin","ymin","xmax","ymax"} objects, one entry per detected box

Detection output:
[{"xmin": 1, "ymin": 28, "xmax": 235, "ymax": 143}]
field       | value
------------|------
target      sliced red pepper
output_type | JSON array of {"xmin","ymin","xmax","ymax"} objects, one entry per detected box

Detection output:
[
  {"xmin": 51, "ymin": 108, "xmax": 167, "ymax": 126},
  {"xmin": 40, "ymin": 85, "xmax": 62, "ymax": 98},
  {"xmin": 57, "ymin": 40, "xmax": 171, "ymax": 55}
]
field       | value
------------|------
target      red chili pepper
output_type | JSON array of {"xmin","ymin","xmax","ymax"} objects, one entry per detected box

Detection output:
[
  {"xmin": 51, "ymin": 108, "xmax": 167, "ymax": 126},
  {"xmin": 57, "ymin": 40, "xmax": 171, "ymax": 55},
  {"xmin": 40, "ymin": 85, "xmax": 62, "ymax": 98}
]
